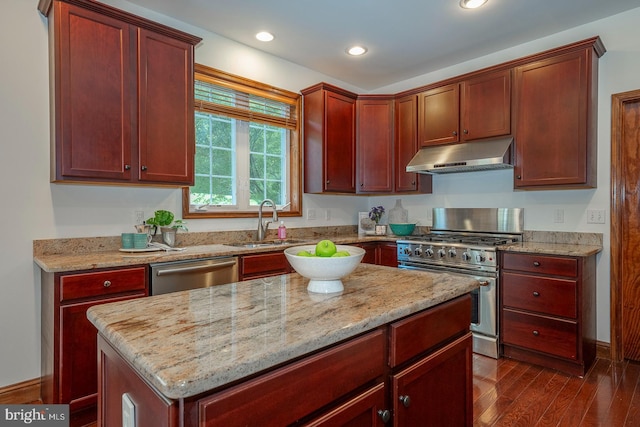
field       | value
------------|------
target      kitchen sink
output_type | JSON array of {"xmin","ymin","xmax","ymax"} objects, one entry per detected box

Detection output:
[{"xmin": 223, "ymin": 239, "xmax": 311, "ymax": 248}]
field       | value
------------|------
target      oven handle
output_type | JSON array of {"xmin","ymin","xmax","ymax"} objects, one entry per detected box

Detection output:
[
  {"xmin": 398, "ymin": 262, "xmax": 497, "ymax": 278},
  {"xmin": 478, "ymin": 280, "xmax": 491, "ymax": 287}
]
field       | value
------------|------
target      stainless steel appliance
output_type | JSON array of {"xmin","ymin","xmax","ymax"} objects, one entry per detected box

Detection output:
[
  {"xmin": 397, "ymin": 207, "xmax": 523, "ymax": 358},
  {"xmin": 150, "ymin": 256, "xmax": 239, "ymax": 296}
]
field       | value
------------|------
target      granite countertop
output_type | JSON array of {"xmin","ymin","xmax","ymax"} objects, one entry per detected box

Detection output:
[
  {"xmin": 87, "ymin": 263, "xmax": 477, "ymax": 400},
  {"xmin": 34, "ymin": 229, "xmax": 603, "ymax": 273},
  {"xmin": 34, "ymin": 234, "xmax": 390, "ymax": 273},
  {"xmin": 500, "ymin": 241, "xmax": 602, "ymax": 257}
]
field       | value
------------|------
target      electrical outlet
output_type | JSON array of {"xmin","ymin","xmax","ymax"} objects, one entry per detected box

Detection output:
[
  {"xmin": 553, "ymin": 209, "xmax": 564, "ymax": 223},
  {"xmin": 307, "ymin": 209, "xmax": 316, "ymax": 220},
  {"xmin": 134, "ymin": 210, "xmax": 145, "ymax": 224},
  {"xmin": 587, "ymin": 209, "xmax": 606, "ymax": 224}
]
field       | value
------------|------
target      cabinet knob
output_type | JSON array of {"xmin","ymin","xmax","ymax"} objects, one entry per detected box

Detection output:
[
  {"xmin": 124, "ymin": 164, "xmax": 131, "ymax": 171},
  {"xmin": 463, "ymin": 129, "xmax": 468, "ymax": 134},
  {"xmin": 103, "ymin": 280, "xmax": 111, "ymax": 288},
  {"xmin": 411, "ymin": 181, "xmax": 416, "ymax": 185},
  {"xmin": 377, "ymin": 409, "xmax": 391, "ymax": 423},
  {"xmin": 516, "ymin": 175, "xmax": 522, "ymax": 179},
  {"xmin": 532, "ymin": 330, "xmax": 540, "ymax": 336},
  {"xmin": 452, "ymin": 131, "xmax": 457, "ymax": 136},
  {"xmin": 141, "ymin": 165, "xmax": 148, "ymax": 171},
  {"xmin": 533, "ymin": 291, "xmax": 540, "ymax": 297},
  {"xmin": 399, "ymin": 395, "xmax": 411, "ymax": 407},
  {"xmin": 325, "ymin": 180, "xmax": 330, "ymax": 185},
  {"xmin": 533, "ymin": 261, "xmax": 541, "ymax": 267},
  {"xmin": 360, "ymin": 183, "xmax": 364, "ymax": 187}
]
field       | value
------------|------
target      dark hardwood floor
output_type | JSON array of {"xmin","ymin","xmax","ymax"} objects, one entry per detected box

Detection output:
[{"xmin": 473, "ymin": 354, "xmax": 640, "ymax": 426}]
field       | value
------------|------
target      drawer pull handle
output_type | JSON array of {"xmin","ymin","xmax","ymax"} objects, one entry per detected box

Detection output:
[
  {"xmin": 377, "ymin": 409, "xmax": 391, "ymax": 423},
  {"xmin": 479, "ymin": 280, "xmax": 490, "ymax": 287},
  {"xmin": 533, "ymin": 261, "xmax": 541, "ymax": 267},
  {"xmin": 533, "ymin": 291, "xmax": 540, "ymax": 297},
  {"xmin": 532, "ymin": 330, "xmax": 540, "ymax": 336},
  {"xmin": 103, "ymin": 280, "xmax": 111, "ymax": 288},
  {"xmin": 399, "ymin": 395, "xmax": 411, "ymax": 407}
]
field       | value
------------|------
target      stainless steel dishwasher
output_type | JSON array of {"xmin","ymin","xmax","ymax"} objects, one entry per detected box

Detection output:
[{"xmin": 149, "ymin": 256, "xmax": 239, "ymax": 295}]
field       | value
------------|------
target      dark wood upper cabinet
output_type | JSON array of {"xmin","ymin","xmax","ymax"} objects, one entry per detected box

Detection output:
[
  {"xmin": 40, "ymin": 0, "xmax": 200, "ymax": 186},
  {"xmin": 356, "ymin": 96, "xmax": 394, "ymax": 193},
  {"xmin": 418, "ymin": 83, "xmax": 460, "ymax": 146},
  {"xmin": 513, "ymin": 38, "xmax": 604, "ymax": 189},
  {"xmin": 395, "ymin": 94, "xmax": 432, "ymax": 193},
  {"xmin": 418, "ymin": 69, "xmax": 511, "ymax": 147},
  {"xmin": 302, "ymin": 83, "xmax": 357, "ymax": 193},
  {"xmin": 461, "ymin": 69, "xmax": 511, "ymax": 141}
]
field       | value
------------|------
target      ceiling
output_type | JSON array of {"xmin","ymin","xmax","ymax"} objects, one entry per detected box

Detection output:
[{"xmin": 122, "ymin": 0, "xmax": 638, "ymax": 91}]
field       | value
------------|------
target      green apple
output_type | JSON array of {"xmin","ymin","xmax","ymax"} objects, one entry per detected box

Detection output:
[
  {"xmin": 296, "ymin": 250, "xmax": 313, "ymax": 257},
  {"xmin": 331, "ymin": 250, "xmax": 350, "ymax": 257},
  {"xmin": 315, "ymin": 240, "xmax": 337, "ymax": 257}
]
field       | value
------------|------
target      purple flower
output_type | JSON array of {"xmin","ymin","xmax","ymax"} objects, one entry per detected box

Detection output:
[{"xmin": 369, "ymin": 206, "xmax": 385, "ymax": 223}]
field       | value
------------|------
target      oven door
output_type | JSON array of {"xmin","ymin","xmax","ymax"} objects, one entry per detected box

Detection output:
[{"xmin": 398, "ymin": 261, "xmax": 499, "ymax": 358}]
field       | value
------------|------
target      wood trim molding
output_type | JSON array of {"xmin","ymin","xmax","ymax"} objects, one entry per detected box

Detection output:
[
  {"xmin": 0, "ymin": 378, "xmax": 41, "ymax": 405},
  {"xmin": 596, "ymin": 340, "xmax": 611, "ymax": 361},
  {"xmin": 610, "ymin": 89, "xmax": 640, "ymax": 363}
]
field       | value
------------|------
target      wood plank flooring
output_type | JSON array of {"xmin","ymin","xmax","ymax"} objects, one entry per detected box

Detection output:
[{"xmin": 473, "ymin": 354, "xmax": 640, "ymax": 426}]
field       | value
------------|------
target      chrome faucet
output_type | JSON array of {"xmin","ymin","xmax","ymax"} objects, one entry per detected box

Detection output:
[{"xmin": 257, "ymin": 199, "xmax": 278, "ymax": 241}]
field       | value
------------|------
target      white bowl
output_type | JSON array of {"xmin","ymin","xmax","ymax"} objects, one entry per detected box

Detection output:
[{"xmin": 284, "ymin": 245, "xmax": 365, "ymax": 293}]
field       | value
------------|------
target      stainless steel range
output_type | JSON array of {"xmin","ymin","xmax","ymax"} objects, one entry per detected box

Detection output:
[{"xmin": 397, "ymin": 207, "xmax": 524, "ymax": 358}]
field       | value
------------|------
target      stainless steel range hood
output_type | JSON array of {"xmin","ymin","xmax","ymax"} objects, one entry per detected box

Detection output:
[{"xmin": 406, "ymin": 137, "xmax": 513, "ymax": 174}]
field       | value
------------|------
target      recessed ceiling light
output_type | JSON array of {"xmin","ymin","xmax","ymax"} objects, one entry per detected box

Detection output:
[
  {"xmin": 256, "ymin": 31, "xmax": 274, "ymax": 42},
  {"xmin": 347, "ymin": 46, "xmax": 367, "ymax": 56},
  {"xmin": 460, "ymin": 0, "xmax": 488, "ymax": 9}
]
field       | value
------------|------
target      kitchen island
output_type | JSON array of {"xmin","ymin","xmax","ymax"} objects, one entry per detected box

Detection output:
[{"xmin": 88, "ymin": 263, "xmax": 478, "ymax": 426}]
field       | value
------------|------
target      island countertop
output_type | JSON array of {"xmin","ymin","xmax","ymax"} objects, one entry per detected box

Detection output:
[{"xmin": 87, "ymin": 263, "xmax": 477, "ymax": 400}]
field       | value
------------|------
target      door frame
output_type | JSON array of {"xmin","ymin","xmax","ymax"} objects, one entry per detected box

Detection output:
[{"xmin": 610, "ymin": 89, "xmax": 640, "ymax": 362}]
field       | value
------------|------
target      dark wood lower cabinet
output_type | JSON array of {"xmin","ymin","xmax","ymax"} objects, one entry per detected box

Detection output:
[
  {"xmin": 355, "ymin": 241, "xmax": 398, "ymax": 267},
  {"xmin": 239, "ymin": 251, "xmax": 292, "ymax": 280},
  {"xmin": 97, "ymin": 295, "xmax": 472, "ymax": 426}
]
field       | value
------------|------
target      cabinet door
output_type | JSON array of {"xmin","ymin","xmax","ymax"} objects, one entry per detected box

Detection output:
[
  {"xmin": 392, "ymin": 333, "xmax": 472, "ymax": 427},
  {"xmin": 418, "ymin": 84, "xmax": 459, "ymax": 146},
  {"xmin": 325, "ymin": 91, "xmax": 356, "ymax": 192},
  {"xmin": 357, "ymin": 98, "xmax": 394, "ymax": 193},
  {"xmin": 303, "ymin": 383, "xmax": 387, "ymax": 427},
  {"xmin": 54, "ymin": 2, "xmax": 134, "ymax": 182},
  {"xmin": 395, "ymin": 95, "xmax": 433, "ymax": 193},
  {"xmin": 60, "ymin": 294, "xmax": 145, "ymax": 412},
  {"xmin": 355, "ymin": 243, "xmax": 377, "ymax": 264},
  {"xmin": 461, "ymin": 69, "xmax": 511, "ymax": 141},
  {"xmin": 376, "ymin": 243, "xmax": 398, "ymax": 267},
  {"xmin": 138, "ymin": 28, "xmax": 195, "ymax": 185},
  {"xmin": 513, "ymin": 49, "xmax": 593, "ymax": 188}
]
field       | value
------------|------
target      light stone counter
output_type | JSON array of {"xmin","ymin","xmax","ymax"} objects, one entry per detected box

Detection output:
[
  {"xmin": 87, "ymin": 263, "xmax": 477, "ymax": 400},
  {"xmin": 500, "ymin": 241, "xmax": 602, "ymax": 257}
]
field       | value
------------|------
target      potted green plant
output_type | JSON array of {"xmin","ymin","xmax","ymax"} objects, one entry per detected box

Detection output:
[{"xmin": 146, "ymin": 210, "xmax": 188, "ymax": 246}]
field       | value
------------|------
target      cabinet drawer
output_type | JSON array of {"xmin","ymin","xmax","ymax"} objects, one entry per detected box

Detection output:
[
  {"xmin": 198, "ymin": 330, "xmax": 384, "ymax": 426},
  {"xmin": 502, "ymin": 272, "xmax": 577, "ymax": 318},
  {"xmin": 60, "ymin": 267, "xmax": 147, "ymax": 302},
  {"xmin": 389, "ymin": 294, "xmax": 470, "ymax": 367},
  {"xmin": 502, "ymin": 252, "xmax": 578, "ymax": 277},
  {"xmin": 502, "ymin": 309, "xmax": 577, "ymax": 360},
  {"xmin": 241, "ymin": 252, "xmax": 289, "ymax": 278}
]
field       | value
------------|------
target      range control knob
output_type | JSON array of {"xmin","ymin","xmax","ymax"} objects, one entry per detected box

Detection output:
[
  {"xmin": 414, "ymin": 246, "xmax": 423, "ymax": 256},
  {"xmin": 462, "ymin": 251, "xmax": 471, "ymax": 261},
  {"xmin": 403, "ymin": 247, "xmax": 412, "ymax": 255},
  {"xmin": 448, "ymin": 248, "xmax": 457, "ymax": 258},
  {"xmin": 425, "ymin": 247, "xmax": 434, "ymax": 257},
  {"xmin": 438, "ymin": 248, "xmax": 447, "ymax": 258},
  {"xmin": 476, "ymin": 252, "xmax": 486, "ymax": 263}
]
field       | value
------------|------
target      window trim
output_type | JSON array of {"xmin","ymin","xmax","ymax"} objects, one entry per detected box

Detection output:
[{"xmin": 183, "ymin": 64, "xmax": 302, "ymax": 219}]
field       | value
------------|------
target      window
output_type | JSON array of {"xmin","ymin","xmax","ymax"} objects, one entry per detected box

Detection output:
[{"xmin": 183, "ymin": 64, "xmax": 302, "ymax": 218}]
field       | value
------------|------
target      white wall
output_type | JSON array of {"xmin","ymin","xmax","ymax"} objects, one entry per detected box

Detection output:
[{"xmin": 0, "ymin": 0, "xmax": 638, "ymax": 387}]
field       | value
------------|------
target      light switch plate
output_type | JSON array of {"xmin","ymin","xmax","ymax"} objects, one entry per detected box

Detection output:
[{"xmin": 123, "ymin": 393, "xmax": 136, "ymax": 427}]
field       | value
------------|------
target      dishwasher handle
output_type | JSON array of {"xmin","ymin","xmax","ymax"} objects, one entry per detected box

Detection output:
[{"xmin": 155, "ymin": 259, "xmax": 238, "ymax": 276}]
